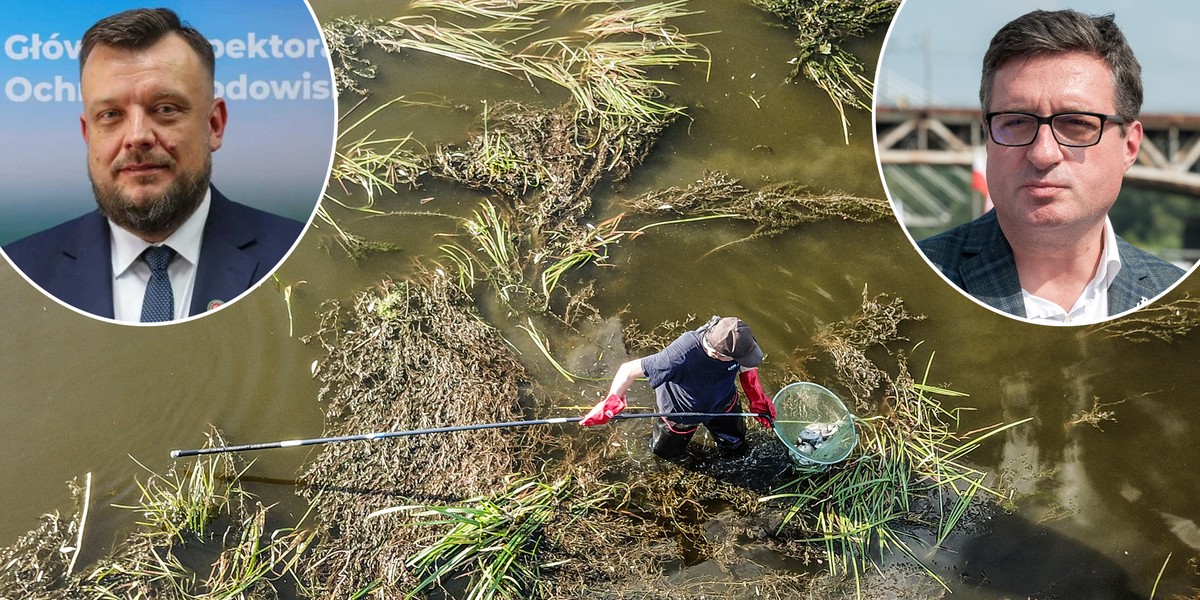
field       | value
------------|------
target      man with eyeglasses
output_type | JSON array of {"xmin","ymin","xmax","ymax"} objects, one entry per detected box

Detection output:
[
  {"xmin": 918, "ymin": 9, "xmax": 1184, "ymax": 324},
  {"xmin": 579, "ymin": 316, "xmax": 777, "ymax": 460}
]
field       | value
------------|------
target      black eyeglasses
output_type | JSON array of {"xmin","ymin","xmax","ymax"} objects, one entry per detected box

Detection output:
[{"xmin": 985, "ymin": 111, "xmax": 1126, "ymax": 147}]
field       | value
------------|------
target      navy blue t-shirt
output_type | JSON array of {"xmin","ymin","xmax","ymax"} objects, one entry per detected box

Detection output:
[{"xmin": 640, "ymin": 328, "xmax": 740, "ymax": 424}]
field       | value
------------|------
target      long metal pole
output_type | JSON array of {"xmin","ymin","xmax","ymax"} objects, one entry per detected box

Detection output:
[{"xmin": 170, "ymin": 412, "xmax": 768, "ymax": 458}]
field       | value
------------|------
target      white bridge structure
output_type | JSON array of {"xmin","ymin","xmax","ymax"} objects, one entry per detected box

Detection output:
[{"xmin": 876, "ymin": 107, "xmax": 1200, "ymax": 264}]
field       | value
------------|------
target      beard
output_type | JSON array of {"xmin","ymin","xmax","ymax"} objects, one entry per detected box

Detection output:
[{"xmin": 90, "ymin": 152, "xmax": 211, "ymax": 238}]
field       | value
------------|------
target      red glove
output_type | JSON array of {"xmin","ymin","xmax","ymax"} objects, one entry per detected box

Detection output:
[
  {"xmin": 739, "ymin": 370, "xmax": 775, "ymax": 428},
  {"xmin": 580, "ymin": 394, "xmax": 627, "ymax": 426}
]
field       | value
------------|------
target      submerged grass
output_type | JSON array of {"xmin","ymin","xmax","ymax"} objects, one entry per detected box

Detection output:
[
  {"xmin": 624, "ymin": 171, "xmax": 892, "ymax": 254},
  {"xmin": 752, "ymin": 0, "xmax": 899, "ymax": 143},
  {"xmin": 0, "ymin": 433, "xmax": 316, "ymax": 599},
  {"xmin": 315, "ymin": 204, "xmax": 403, "ymax": 264},
  {"xmin": 366, "ymin": 476, "xmax": 617, "ymax": 600}
]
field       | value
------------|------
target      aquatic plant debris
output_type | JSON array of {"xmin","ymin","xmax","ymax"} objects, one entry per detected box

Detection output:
[
  {"xmin": 811, "ymin": 287, "xmax": 925, "ymax": 408},
  {"xmin": 321, "ymin": 0, "xmax": 708, "ymax": 299},
  {"xmin": 1088, "ymin": 296, "xmax": 1200, "ymax": 342},
  {"xmin": 751, "ymin": 0, "xmax": 900, "ymax": 143},
  {"xmin": 0, "ymin": 432, "xmax": 314, "ymax": 600},
  {"xmin": 623, "ymin": 171, "xmax": 892, "ymax": 253}
]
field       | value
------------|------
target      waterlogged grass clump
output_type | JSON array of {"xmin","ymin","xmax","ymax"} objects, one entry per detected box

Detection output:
[
  {"xmin": 766, "ymin": 358, "xmax": 1030, "ymax": 596},
  {"xmin": 624, "ymin": 171, "xmax": 892, "ymax": 254},
  {"xmin": 0, "ymin": 436, "xmax": 313, "ymax": 600},
  {"xmin": 752, "ymin": 0, "xmax": 900, "ymax": 143}
]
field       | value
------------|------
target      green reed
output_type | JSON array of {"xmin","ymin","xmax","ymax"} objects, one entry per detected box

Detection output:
[
  {"xmin": 763, "ymin": 355, "xmax": 1031, "ymax": 596},
  {"xmin": 367, "ymin": 476, "xmax": 614, "ymax": 600}
]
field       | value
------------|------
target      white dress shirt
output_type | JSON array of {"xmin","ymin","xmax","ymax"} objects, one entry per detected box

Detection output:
[
  {"xmin": 110, "ymin": 190, "xmax": 211, "ymax": 322},
  {"xmin": 1022, "ymin": 217, "xmax": 1122, "ymax": 325}
]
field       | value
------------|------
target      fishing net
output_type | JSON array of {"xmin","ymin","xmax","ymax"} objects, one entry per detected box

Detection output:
[{"xmin": 771, "ymin": 382, "xmax": 857, "ymax": 472}]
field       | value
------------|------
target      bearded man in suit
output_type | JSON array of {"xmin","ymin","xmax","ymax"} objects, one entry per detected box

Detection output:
[{"xmin": 3, "ymin": 7, "xmax": 303, "ymax": 323}]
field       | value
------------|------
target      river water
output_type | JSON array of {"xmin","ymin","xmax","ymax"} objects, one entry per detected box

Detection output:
[{"xmin": 1, "ymin": 1, "xmax": 1198, "ymax": 598}]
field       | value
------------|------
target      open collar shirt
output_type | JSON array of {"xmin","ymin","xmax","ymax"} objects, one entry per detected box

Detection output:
[{"xmin": 1021, "ymin": 217, "xmax": 1121, "ymax": 325}]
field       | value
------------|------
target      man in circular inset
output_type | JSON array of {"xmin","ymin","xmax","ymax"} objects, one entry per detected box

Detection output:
[
  {"xmin": 918, "ymin": 10, "xmax": 1184, "ymax": 324},
  {"xmin": 581, "ymin": 316, "xmax": 777, "ymax": 460},
  {"xmin": 3, "ymin": 8, "xmax": 303, "ymax": 323}
]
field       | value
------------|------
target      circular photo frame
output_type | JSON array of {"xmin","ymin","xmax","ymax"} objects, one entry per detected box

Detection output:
[
  {"xmin": 0, "ymin": 0, "xmax": 335, "ymax": 325},
  {"xmin": 875, "ymin": 0, "xmax": 1200, "ymax": 326}
]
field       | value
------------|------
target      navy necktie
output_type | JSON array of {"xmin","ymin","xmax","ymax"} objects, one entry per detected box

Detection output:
[{"xmin": 140, "ymin": 245, "xmax": 176, "ymax": 322}]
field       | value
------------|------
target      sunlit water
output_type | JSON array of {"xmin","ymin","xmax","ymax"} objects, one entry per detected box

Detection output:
[{"xmin": 1, "ymin": 1, "xmax": 1198, "ymax": 597}]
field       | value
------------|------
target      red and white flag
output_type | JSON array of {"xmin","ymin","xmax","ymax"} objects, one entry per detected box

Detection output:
[{"xmin": 971, "ymin": 146, "xmax": 992, "ymax": 213}]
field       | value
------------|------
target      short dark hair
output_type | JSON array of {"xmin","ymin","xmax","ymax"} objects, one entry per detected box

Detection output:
[
  {"xmin": 980, "ymin": 9, "xmax": 1142, "ymax": 123},
  {"xmin": 80, "ymin": 8, "xmax": 214, "ymax": 81}
]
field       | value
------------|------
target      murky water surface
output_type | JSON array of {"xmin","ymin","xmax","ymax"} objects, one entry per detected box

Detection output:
[{"xmin": 2, "ymin": 1, "xmax": 1198, "ymax": 597}]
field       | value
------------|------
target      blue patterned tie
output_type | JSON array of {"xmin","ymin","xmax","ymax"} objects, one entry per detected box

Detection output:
[{"xmin": 140, "ymin": 245, "xmax": 176, "ymax": 322}]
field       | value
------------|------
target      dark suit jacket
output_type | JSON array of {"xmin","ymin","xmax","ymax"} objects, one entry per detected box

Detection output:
[
  {"xmin": 3, "ymin": 188, "xmax": 304, "ymax": 319},
  {"xmin": 918, "ymin": 209, "xmax": 1185, "ymax": 318}
]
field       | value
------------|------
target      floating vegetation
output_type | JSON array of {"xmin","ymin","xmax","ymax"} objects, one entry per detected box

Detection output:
[
  {"xmin": 811, "ymin": 288, "xmax": 925, "ymax": 408},
  {"xmin": 336, "ymin": 0, "xmax": 708, "ymax": 131},
  {"xmin": 0, "ymin": 435, "xmax": 314, "ymax": 599},
  {"xmin": 315, "ymin": 205, "xmax": 403, "ymax": 264},
  {"xmin": 321, "ymin": 1, "xmax": 709, "ymax": 312},
  {"xmin": 321, "ymin": 16, "xmax": 379, "ymax": 96},
  {"xmin": 299, "ymin": 270, "xmax": 544, "ymax": 597},
  {"xmin": 330, "ymin": 97, "xmax": 428, "ymax": 208},
  {"xmin": 765, "ymin": 356, "xmax": 1032, "ymax": 597},
  {"xmin": 752, "ymin": 0, "xmax": 900, "ymax": 143},
  {"xmin": 1066, "ymin": 396, "xmax": 1126, "ymax": 431},
  {"xmin": 624, "ymin": 171, "xmax": 892, "ymax": 253},
  {"xmin": 1088, "ymin": 296, "xmax": 1200, "ymax": 343}
]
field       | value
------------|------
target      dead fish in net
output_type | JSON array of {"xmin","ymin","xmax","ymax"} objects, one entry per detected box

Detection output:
[{"xmin": 795, "ymin": 419, "xmax": 844, "ymax": 453}]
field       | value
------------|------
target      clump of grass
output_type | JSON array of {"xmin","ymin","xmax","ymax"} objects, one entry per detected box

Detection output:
[
  {"xmin": 624, "ymin": 171, "xmax": 892, "ymax": 253},
  {"xmin": 367, "ymin": 476, "xmax": 616, "ymax": 600},
  {"xmin": 0, "ymin": 433, "xmax": 315, "ymax": 599},
  {"xmin": 440, "ymin": 199, "xmax": 532, "ymax": 305},
  {"xmin": 1089, "ymin": 296, "xmax": 1200, "ymax": 343},
  {"xmin": 539, "ymin": 214, "xmax": 630, "ymax": 305},
  {"xmin": 765, "ymin": 355, "xmax": 1031, "ymax": 597},
  {"xmin": 331, "ymin": 97, "xmax": 428, "ymax": 208},
  {"xmin": 86, "ymin": 433, "xmax": 315, "ymax": 599},
  {"xmin": 0, "ymin": 480, "xmax": 85, "ymax": 598},
  {"xmin": 114, "ymin": 451, "xmax": 244, "ymax": 544},
  {"xmin": 752, "ymin": 0, "xmax": 900, "ymax": 143}
]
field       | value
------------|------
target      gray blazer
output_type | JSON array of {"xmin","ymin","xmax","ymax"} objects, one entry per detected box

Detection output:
[{"xmin": 918, "ymin": 209, "xmax": 1185, "ymax": 318}]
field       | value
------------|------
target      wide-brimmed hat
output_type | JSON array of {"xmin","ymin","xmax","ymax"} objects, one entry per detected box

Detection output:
[{"xmin": 704, "ymin": 316, "xmax": 763, "ymax": 367}]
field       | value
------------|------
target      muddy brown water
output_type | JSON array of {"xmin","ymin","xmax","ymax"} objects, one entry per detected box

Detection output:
[{"xmin": 2, "ymin": 1, "xmax": 1199, "ymax": 598}]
